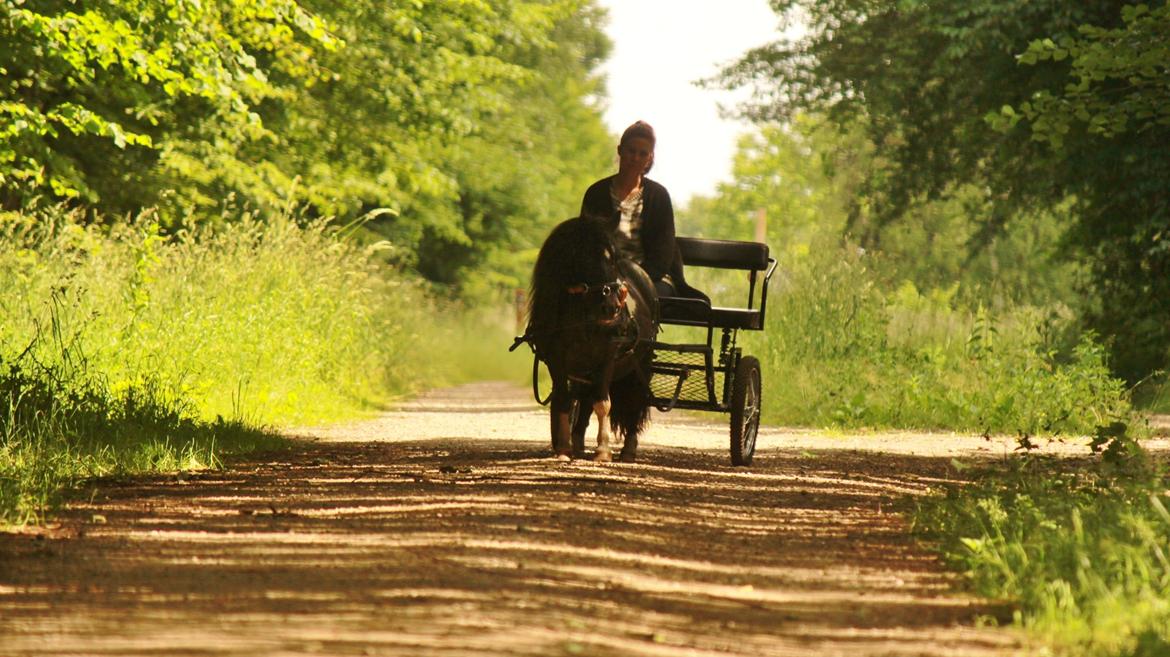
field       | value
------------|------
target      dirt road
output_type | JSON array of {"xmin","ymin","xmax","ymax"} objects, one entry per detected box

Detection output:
[{"xmin": 0, "ymin": 382, "xmax": 1029, "ymax": 656}]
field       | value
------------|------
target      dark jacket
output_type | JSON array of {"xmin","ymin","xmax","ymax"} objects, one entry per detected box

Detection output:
[
  {"xmin": 580, "ymin": 175, "xmax": 674, "ymax": 281},
  {"xmin": 580, "ymin": 175, "xmax": 704, "ymax": 300}
]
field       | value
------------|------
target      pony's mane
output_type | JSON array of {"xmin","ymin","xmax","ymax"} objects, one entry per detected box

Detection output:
[{"xmin": 527, "ymin": 216, "xmax": 617, "ymax": 337}]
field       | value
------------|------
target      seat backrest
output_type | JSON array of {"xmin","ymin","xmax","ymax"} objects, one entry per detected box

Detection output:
[{"xmin": 676, "ymin": 237, "xmax": 769, "ymax": 271}]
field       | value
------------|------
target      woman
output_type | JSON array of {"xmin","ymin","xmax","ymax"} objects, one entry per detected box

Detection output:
[{"xmin": 580, "ymin": 121, "xmax": 707, "ymax": 303}]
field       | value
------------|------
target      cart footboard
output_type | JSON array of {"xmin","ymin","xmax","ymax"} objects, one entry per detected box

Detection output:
[{"xmin": 649, "ymin": 342, "xmax": 729, "ymax": 412}]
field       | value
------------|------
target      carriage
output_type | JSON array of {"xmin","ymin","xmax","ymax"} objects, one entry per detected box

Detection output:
[
  {"xmin": 650, "ymin": 237, "xmax": 777, "ymax": 465},
  {"xmin": 515, "ymin": 219, "xmax": 776, "ymax": 466}
]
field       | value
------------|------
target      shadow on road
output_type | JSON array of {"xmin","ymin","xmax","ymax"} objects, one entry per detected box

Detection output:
[{"xmin": 0, "ymin": 434, "xmax": 1021, "ymax": 656}]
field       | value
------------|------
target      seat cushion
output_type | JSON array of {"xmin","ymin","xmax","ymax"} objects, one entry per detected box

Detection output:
[
  {"xmin": 659, "ymin": 296, "xmax": 762, "ymax": 330},
  {"xmin": 676, "ymin": 237, "xmax": 770, "ymax": 270},
  {"xmin": 710, "ymin": 307, "xmax": 763, "ymax": 330}
]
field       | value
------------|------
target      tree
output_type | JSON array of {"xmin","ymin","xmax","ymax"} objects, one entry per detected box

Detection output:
[
  {"xmin": 413, "ymin": 1, "xmax": 615, "ymax": 293},
  {"xmin": 274, "ymin": 0, "xmax": 613, "ymax": 294},
  {"xmin": 1006, "ymin": 3, "xmax": 1170, "ymax": 382},
  {"xmin": 0, "ymin": 0, "xmax": 336, "ymax": 210},
  {"xmin": 1002, "ymin": 3, "xmax": 1170, "ymax": 146},
  {"xmin": 681, "ymin": 116, "xmax": 1081, "ymax": 311},
  {"xmin": 717, "ymin": 0, "xmax": 1170, "ymax": 381},
  {"xmin": 2, "ymin": 0, "xmax": 616, "ymax": 299}
]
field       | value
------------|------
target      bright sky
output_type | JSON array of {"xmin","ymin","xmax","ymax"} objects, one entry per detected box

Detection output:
[{"xmin": 595, "ymin": 1, "xmax": 781, "ymax": 207}]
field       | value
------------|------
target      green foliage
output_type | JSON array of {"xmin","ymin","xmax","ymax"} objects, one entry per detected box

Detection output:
[
  {"xmin": 680, "ymin": 119, "xmax": 858, "ymax": 246},
  {"xmin": 718, "ymin": 0, "xmax": 1170, "ymax": 383},
  {"xmin": 679, "ymin": 116, "xmax": 1084, "ymax": 311},
  {"xmin": 915, "ymin": 449, "xmax": 1170, "ymax": 656},
  {"xmin": 0, "ymin": 0, "xmax": 336, "ymax": 207},
  {"xmin": 408, "ymin": 1, "xmax": 615, "ymax": 291},
  {"xmin": 718, "ymin": 0, "xmax": 1101, "ymax": 227},
  {"xmin": 678, "ymin": 114, "xmax": 1127, "ymax": 434},
  {"xmin": 1001, "ymin": 2, "xmax": 1170, "ymax": 384},
  {"xmin": 1002, "ymin": 4, "xmax": 1170, "ymax": 146},
  {"xmin": 255, "ymin": 0, "xmax": 551, "ymax": 221},
  {"xmin": 0, "ymin": 207, "xmax": 524, "ymax": 525},
  {"xmin": 0, "ymin": 208, "xmax": 518, "ymax": 424},
  {"xmin": 754, "ymin": 243, "xmax": 1127, "ymax": 434},
  {"xmin": 1, "ymin": 0, "xmax": 613, "ymax": 300},
  {"xmin": 0, "ymin": 312, "xmax": 283, "ymax": 526}
]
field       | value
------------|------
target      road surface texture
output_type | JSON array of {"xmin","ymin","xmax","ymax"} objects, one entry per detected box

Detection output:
[{"xmin": 0, "ymin": 381, "xmax": 1037, "ymax": 656}]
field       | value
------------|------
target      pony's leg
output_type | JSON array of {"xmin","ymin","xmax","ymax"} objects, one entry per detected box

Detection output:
[
  {"xmin": 593, "ymin": 397, "xmax": 613, "ymax": 462},
  {"xmin": 593, "ymin": 345, "xmax": 620, "ymax": 463},
  {"xmin": 551, "ymin": 402, "xmax": 573, "ymax": 461},
  {"xmin": 548, "ymin": 373, "xmax": 573, "ymax": 461},
  {"xmin": 618, "ymin": 430, "xmax": 637, "ymax": 463},
  {"xmin": 570, "ymin": 398, "xmax": 589, "ymax": 460}
]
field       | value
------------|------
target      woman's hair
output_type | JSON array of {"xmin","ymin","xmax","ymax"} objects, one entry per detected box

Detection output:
[
  {"xmin": 619, "ymin": 120, "xmax": 656, "ymax": 174},
  {"xmin": 619, "ymin": 120, "xmax": 656, "ymax": 149}
]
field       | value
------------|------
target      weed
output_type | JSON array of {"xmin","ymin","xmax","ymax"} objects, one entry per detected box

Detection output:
[{"xmin": 915, "ymin": 435, "xmax": 1170, "ymax": 657}]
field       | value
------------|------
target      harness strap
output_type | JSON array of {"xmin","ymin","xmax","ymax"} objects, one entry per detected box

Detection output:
[
  {"xmin": 509, "ymin": 331, "xmax": 552, "ymax": 406},
  {"xmin": 532, "ymin": 353, "xmax": 551, "ymax": 406}
]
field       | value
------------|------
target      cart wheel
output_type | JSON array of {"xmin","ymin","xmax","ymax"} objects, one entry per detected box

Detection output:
[{"xmin": 729, "ymin": 356, "xmax": 761, "ymax": 466}]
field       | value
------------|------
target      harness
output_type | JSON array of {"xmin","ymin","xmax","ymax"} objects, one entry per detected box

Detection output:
[{"xmin": 509, "ymin": 280, "xmax": 650, "ymax": 406}]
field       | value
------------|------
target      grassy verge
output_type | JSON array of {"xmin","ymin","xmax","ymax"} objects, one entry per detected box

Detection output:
[
  {"xmin": 0, "ymin": 360, "xmax": 283, "ymax": 526},
  {"xmin": 913, "ymin": 438, "xmax": 1170, "ymax": 657},
  {"xmin": 730, "ymin": 244, "xmax": 1129, "ymax": 435},
  {"xmin": 0, "ymin": 209, "xmax": 522, "ymax": 525}
]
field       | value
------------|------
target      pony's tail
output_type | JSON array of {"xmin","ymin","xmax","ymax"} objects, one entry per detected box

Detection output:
[{"xmin": 609, "ymin": 371, "xmax": 651, "ymax": 443}]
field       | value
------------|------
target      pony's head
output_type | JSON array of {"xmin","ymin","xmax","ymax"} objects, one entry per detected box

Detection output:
[
  {"xmin": 564, "ymin": 280, "xmax": 629, "ymax": 327},
  {"xmin": 528, "ymin": 216, "xmax": 630, "ymax": 340}
]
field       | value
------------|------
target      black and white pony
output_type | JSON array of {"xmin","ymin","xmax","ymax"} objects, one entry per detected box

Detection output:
[{"xmin": 524, "ymin": 216, "xmax": 656, "ymax": 462}]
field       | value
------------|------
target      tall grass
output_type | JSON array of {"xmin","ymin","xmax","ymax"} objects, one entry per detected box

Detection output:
[
  {"xmin": 0, "ymin": 209, "xmax": 521, "ymax": 525},
  {"xmin": 914, "ymin": 449, "xmax": 1170, "ymax": 657},
  {"xmin": 0, "ymin": 356, "xmax": 280, "ymax": 525},
  {"xmin": 735, "ymin": 243, "xmax": 1128, "ymax": 434}
]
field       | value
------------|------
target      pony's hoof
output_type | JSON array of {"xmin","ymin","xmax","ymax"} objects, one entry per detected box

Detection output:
[
  {"xmin": 594, "ymin": 449, "xmax": 613, "ymax": 463},
  {"xmin": 572, "ymin": 450, "xmax": 587, "ymax": 460},
  {"xmin": 554, "ymin": 453, "xmax": 572, "ymax": 463},
  {"xmin": 619, "ymin": 450, "xmax": 637, "ymax": 463}
]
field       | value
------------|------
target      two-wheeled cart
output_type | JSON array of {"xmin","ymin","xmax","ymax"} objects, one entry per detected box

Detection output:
[{"xmin": 651, "ymin": 237, "xmax": 776, "ymax": 465}]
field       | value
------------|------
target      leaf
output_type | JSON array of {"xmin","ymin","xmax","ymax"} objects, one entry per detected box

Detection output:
[
  {"xmin": 959, "ymin": 537, "xmax": 985, "ymax": 553},
  {"xmin": 111, "ymin": 124, "xmax": 126, "ymax": 149}
]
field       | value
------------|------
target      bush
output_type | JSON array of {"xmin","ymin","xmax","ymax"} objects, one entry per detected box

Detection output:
[{"xmin": 754, "ymin": 244, "xmax": 1128, "ymax": 434}]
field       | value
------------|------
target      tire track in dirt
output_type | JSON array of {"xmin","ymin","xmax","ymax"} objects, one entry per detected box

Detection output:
[{"xmin": 0, "ymin": 382, "xmax": 1025, "ymax": 656}]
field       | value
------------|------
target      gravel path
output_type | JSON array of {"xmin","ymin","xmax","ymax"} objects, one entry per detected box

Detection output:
[{"xmin": 0, "ymin": 381, "xmax": 1031, "ymax": 656}]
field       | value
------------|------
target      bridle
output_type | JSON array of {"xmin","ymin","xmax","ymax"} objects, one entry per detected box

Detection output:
[
  {"xmin": 565, "ymin": 280, "xmax": 627, "ymax": 300},
  {"xmin": 509, "ymin": 277, "xmax": 646, "ymax": 405}
]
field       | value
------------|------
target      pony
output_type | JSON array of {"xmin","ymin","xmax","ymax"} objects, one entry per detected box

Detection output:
[{"xmin": 525, "ymin": 216, "xmax": 657, "ymax": 462}]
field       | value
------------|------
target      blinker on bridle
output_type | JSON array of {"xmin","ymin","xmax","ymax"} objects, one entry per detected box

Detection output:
[{"xmin": 566, "ymin": 281, "xmax": 626, "ymax": 298}]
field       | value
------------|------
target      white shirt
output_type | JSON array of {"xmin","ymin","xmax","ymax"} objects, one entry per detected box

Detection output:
[{"xmin": 611, "ymin": 183, "xmax": 644, "ymax": 262}]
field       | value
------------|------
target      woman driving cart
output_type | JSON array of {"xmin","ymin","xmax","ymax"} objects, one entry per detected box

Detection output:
[{"xmin": 579, "ymin": 120, "xmax": 708, "ymax": 306}]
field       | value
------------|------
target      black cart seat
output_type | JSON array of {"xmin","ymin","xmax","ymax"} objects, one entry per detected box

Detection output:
[
  {"xmin": 658, "ymin": 297, "xmax": 763, "ymax": 330},
  {"xmin": 658, "ymin": 237, "xmax": 775, "ymax": 330}
]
